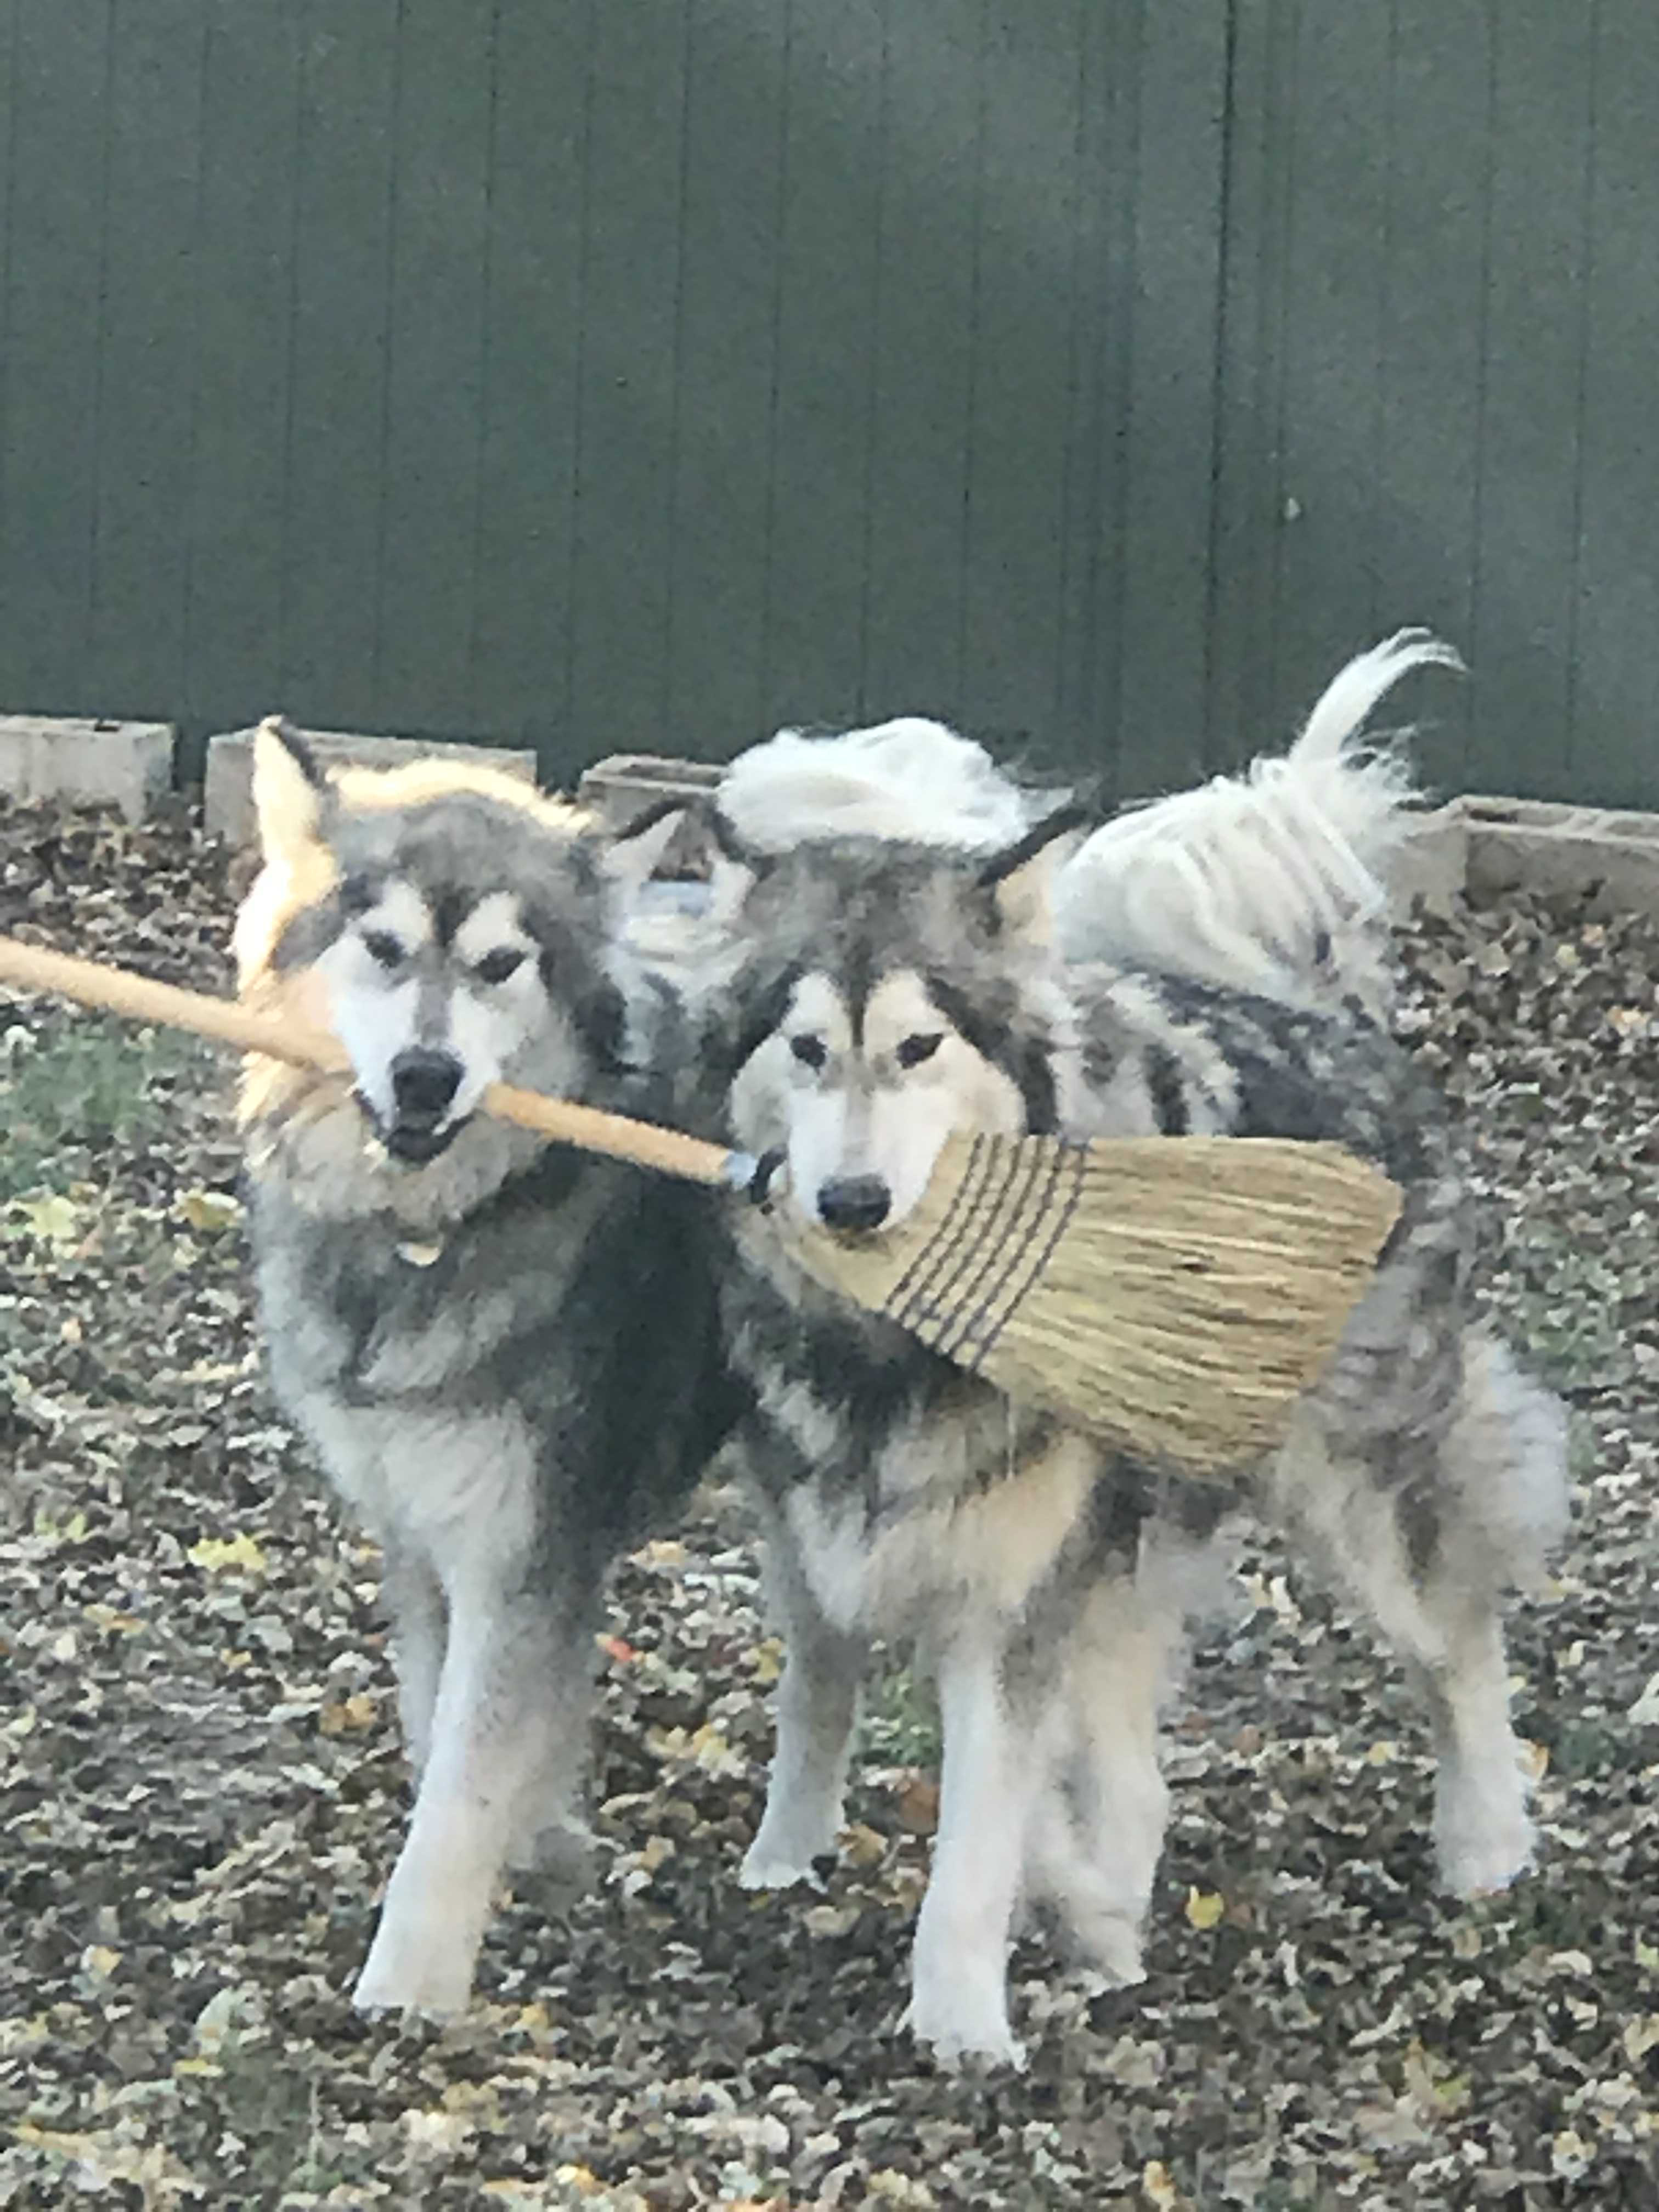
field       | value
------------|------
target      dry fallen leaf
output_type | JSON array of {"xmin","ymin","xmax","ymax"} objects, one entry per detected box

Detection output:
[
  {"xmin": 318, "ymin": 1691, "xmax": 379, "ymax": 1736},
  {"xmin": 178, "ymin": 1188, "xmax": 242, "ymax": 1233},
  {"xmin": 186, "ymin": 1532, "xmax": 268, "ymax": 1575},
  {"xmin": 893, "ymin": 1771, "xmax": 940, "ymax": 1835}
]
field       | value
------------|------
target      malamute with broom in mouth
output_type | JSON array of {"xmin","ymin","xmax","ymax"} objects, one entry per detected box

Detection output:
[{"xmin": 692, "ymin": 634, "xmax": 1568, "ymax": 2069}]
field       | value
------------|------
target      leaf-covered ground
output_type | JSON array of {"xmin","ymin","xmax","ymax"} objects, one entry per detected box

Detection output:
[{"xmin": 1, "ymin": 801, "xmax": 1657, "ymax": 2210}]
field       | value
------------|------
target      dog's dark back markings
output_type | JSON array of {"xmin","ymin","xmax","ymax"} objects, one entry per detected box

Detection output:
[{"xmin": 1142, "ymin": 1043, "xmax": 1190, "ymax": 1136}]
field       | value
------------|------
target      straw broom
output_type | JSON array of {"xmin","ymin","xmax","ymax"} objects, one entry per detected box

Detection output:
[{"xmin": 0, "ymin": 933, "xmax": 1401, "ymax": 1476}]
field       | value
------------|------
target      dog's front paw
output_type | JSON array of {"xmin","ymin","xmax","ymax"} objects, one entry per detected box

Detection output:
[
  {"xmin": 1436, "ymin": 1813, "xmax": 1536, "ymax": 1899},
  {"xmin": 509, "ymin": 1811, "xmax": 600, "ymax": 1904},
  {"xmin": 1063, "ymin": 1905, "xmax": 1147, "ymax": 1988},
  {"xmin": 904, "ymin": 1975, "xmax": 1025, "ymax": 2073},
  {"xmin": 1435, "ymin": 1765, "xmax": 1538, "ymax": 1899},
  {"xmin": 351, "ymin": 1931, "xmax": 473, "ymax": 2020},
  {"xmin": 738, "ymin": 1838, "xmax": 827, "ymax": 1893}
]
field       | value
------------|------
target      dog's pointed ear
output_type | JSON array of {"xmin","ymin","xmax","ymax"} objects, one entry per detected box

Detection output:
[
  {"xmin": 978, "ymin": 802, "xmax": 1091, "ymax": 944},
  {"xmin": 236, "ymin": 720, "xmax": 337, "ymax": 985},
  {"xmin": 707, "ymin": 804, "xmax": 774, "ymax": 925},
  {"xmin": 251, "ymin": 716, "xmax": 332, "ymax": 861},
  {"xmin": 599, "ymin": 795, "xmax": 690, "ymax": 898}
]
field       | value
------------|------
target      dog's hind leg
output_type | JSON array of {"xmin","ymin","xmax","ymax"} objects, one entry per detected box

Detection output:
[
  {"xmin": 352, "ymin": 1583, "xmax": 594, "ymax": 2017},
  {"xmin": 1413, "ymin": 1595, "xmax": 1539, "ymax": 1897},
  {"xmin": 741, "ymin": 1512, "xmax": 868, "ymax": 1891},
  {"xmin": 379, "ymin": 1537, "xmax": 446, "ymax": 1779},
  {"xmin": 1413, "ymin": 1333, "xmax": 1568, "ymax": 1894},
  {"xmin": 905, "ymin": 1624, "xmax": 1041, "ymax": 2070},
  {"xmin": 1267, "ymin": 1333, "xmax": 1567, "ymax": 1899}
]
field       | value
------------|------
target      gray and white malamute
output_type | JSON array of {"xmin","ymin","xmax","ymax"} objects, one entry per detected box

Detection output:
[
  {"xmin": 235, "ymin": 724, "xmax": 746, "ymax": 2016},
  {"xmin": 695, "ymin": 636, "xmax": 1568, "ymax": 2069}
]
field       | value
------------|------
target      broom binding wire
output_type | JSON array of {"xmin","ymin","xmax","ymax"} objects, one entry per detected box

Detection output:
[{"xmin": 775, "ymin": 1128, "xmax": 1403, "ymax": 1477}]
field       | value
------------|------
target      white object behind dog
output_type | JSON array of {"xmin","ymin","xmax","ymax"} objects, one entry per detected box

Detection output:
[
  {"xmin": 717, "ymin": 714, "xmax": 1042, "ymax": 854},
  {"xmin": 714, "ymin": 632, "xmax": 1459, "ymax": 1018},
  {"xmin": 1053, "ymin": 628, "xmax": 1462, "ymax": 1013}
]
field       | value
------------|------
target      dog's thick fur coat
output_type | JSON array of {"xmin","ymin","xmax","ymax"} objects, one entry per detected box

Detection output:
[
  {"xmin": 238, "ymin": 727, "xmax": 744, "ymax": 2014},
  {"xmin": 698, "ymin": 639, "xmax": 1567, "ymax": 2068}
]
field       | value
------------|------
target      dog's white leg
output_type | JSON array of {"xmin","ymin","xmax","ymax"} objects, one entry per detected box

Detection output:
[
  {"xmin": 506, "ymin": 1744, "xmax": 600, "ymax": 1897},
  {"xmin": 1266, "ymin": 1385, "xmax": 1553, "ymax": 1902},
  {"xmin": 1416, "ymin": 1598, "xmax": 1535, "ymax": 1897},
  {"xmin": 1028, "ymin": 1565, "xmax": 1180, "ymax": 1987},
  {"xmin": 1421, "ymin": 1331, "xmax": 1568, "ymax": 1895},
  {"xmin": 741, "ymin": 1518, "xmax": 868, "ymax": 1889},
  {"xmin": 352, "ymin": 1587, "xmax": 588, "ymax": 2017},
  {"xmin": 905, "ymin": 1628, "xmax": 1035, "ymax": 2070},
  {"xmin": 379, "ymin": 1538, "xmax": 446, "ymax": 1778}
]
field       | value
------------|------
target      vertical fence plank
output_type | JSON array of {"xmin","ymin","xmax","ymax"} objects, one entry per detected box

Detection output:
[
  {"xmin": 1368, "ymin": 0, "xmax": 1491, "ymax": 789},
  {"xmin": 1110, "ymin": 0, "xmax": 1228, "ymax": 794},
  {"xmin": 1465, "ymin": 8, "xmax": 1594, "ymax": 801},
  {"xmin": 373, "ymin": 0, "xmax": 494, "ymax": 738},
  {"xmin": 1206, "ymin": 0, "xmax": 1294, "ymax": 763},
  {"xmin": 183, "ymin": 0, "xmax": 304, "ymax": 737},
  {"xmin": 761, "ymin": 0, "xmax": 885, "ymax": 733},
  {"xmin": 856, "ymin": 0, "xmax": 980, "ymax": 732},
  {"xmin": 469, "ymin": 0, "xmax": 588, "ymax": 771},
  {"xmin": 659, "ymin": 0, "xmax": 788, "ymax": 762},
  {"xmin": 957, "ymin": 2, "xmax": 1092, "ymax": 765},
  {"xmin": 0, "ymin": 0, "xmax": 111, "ymax": 709},
  {"xmin": 280, "ymin": 3, "xmax": 399, "ymax": 733},
  {"xmin": 88, "ymin": 0, "xmax": 205, "ymax": 723},
  {"xmin": 1052, "ymin": 0, "xmax": 1120, "ymax": 791},
  {"xmin": 564, "ymin": 0, "xmax": 691, "ymax": 765},
  {"xmin": 1572, "ymin": 1, "xmax": 1659, "ymax": 809},
  {"xmin": 1265, "ymin": 2, "xmax": 1394, "ymax": 745},
  {"xmin": 0, "ymin": 0, "xmax": 13, "ymax": 700}
]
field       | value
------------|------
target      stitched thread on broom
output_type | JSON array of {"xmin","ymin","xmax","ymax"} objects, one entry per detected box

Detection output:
[
  {"xmin": 963, "ymin": 1143, "xmax": 1094, "ymax": 1370},
  {"xmin": 880, "ymin": 1131, "xmax": 998, "ymax": 1330},
  {"xmin": 916, "ymin": 1133, "xmax": 1061, "ymax": 1356},
  {"xmin": 888, "ymin": 1132, "xmax": 1038, "ymax": 1344},
  {"xmin": 934, "ymin": 1141, "xmax": 1090, "ymax": 1370},
  {"xmin": 889, "ymin": 1133, "xmax": 1049, "ymax": 1350},
  {"xmin": 927, "ymin": 1135, "xmax": 1067, "ymax": 1361},
  {"xmin": 876, "ymin": 1131, "xmax": 989, "ymax": 1325}
]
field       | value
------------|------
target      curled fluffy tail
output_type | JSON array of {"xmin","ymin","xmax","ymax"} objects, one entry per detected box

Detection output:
[
  {"xmin": 715, "ymin": 714, "xmax": 1043, "ymax": 853},
  {"xmin": 1053, "ymin": 630, "xmax": 1462, "ymax": 1015}
]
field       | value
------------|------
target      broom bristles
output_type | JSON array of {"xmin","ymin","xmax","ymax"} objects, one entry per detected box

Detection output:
[{"xmin": 777, "ymin": 1132, "xmax": 1402, "ymax": 1476}]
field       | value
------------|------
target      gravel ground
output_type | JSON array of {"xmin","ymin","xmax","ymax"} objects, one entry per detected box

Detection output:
[{"xmin": 1, "ymin": 800, "xmax": 1657, "ymax": 2210}]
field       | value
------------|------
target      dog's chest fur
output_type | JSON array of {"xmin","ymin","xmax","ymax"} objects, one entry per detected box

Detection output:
[
  {"xmin": 725, "ymin": 1228, "xmax": 1116, "ymax": 1635},
  {"xmin": 250, "ymin": 1147, "xmax": 743, "ymax": 1594}
]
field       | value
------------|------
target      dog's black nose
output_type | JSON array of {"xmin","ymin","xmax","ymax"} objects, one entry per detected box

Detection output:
[
  {"xmin": 817, "ymin": 1175, "xmax": 892, "ymax": 1232},
  {"xmin": 391, "ymin": 1049, "xmax": 462, "ymax": 1124}
]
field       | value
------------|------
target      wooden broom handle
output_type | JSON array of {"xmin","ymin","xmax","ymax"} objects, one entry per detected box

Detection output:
[{"xmin": 0, "ymin": 933, "xmax": 745, "ymax": 1190}]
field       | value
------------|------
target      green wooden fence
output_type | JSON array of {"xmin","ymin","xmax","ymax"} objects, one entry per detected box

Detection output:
[{"xmin": 0, "ymin": 2, "xmax": 1652, "ymax": 804}]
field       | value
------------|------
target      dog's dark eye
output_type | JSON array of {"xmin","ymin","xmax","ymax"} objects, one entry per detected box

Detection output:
[
  {"xmin": 362, "ymin": 931, "xmax": 404, "ymax": 970},
  {"xmin": 896, "ymin": 1032, "xmax": 942, "ymax": 1069},
  {"xmin": 474, "ymin": 947, "xmax": 526, "ymax": 986},
  {"xmin": 790, "ymin": 1034, "xmax": 827, "ymax": 1071}
]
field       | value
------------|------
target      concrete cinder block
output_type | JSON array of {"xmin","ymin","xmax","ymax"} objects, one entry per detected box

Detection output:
[
  {"xmin": 1461, "ymin": 795, "xmax": 1659, "ymax": 916},
  {"xmin": 1393, "ymin": 800, "xmax": 1470, "ymax": 916},
  {"xmin": 578, "ymin": 753, "xmax": 726, "ymax": 877},
  {"xmin": 204, "ymin": 724, "xmax": 539, "ymax": 848},
  {"xmin": 0, "ymin": 715, "xmax": 175, "ymax": 823}
]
